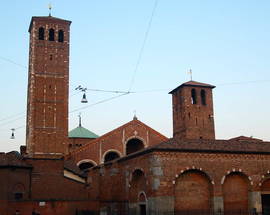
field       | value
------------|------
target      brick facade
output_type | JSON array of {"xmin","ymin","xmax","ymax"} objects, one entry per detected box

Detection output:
[
  {"xmin": 1, "ymin": 14, "xmax": 270, "ymax": 215},
  {"xmin": 26, "ymin": 16, "xmax": 71, "ymax": 157},
  {"xmin": 170, "ymin": 81, "xmax": 215, "ymax": 140}
]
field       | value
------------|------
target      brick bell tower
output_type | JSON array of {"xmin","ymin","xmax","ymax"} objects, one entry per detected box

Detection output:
[
  {"xmin": 169, "ymin": 80, "xmax": 216, "ymax": 140},
  {"xmin": 26, "ymin": 16, "xmax": 71, "ymax": 157}
]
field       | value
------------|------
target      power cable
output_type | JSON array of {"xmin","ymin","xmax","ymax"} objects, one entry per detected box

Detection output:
[
  {"xmin": 128, "ymin": 0, "xmax": 159, "ymax": 92},
  {"xmin": 0, "ymin": 56, "xmax": 27, "ymax": 69},
  {"xmin": 69, "ymin": 92, "xmax": 130, "ymax": 114},
  {"xmin": 86, "ymin": 88, "xmax": 134, "ymax": 94},
  {"xmin": 0, "ymin": 111, "xmax": 25, "ymax": 122},
  {"xmin": 0, "ymin": 115, "xmax": 26, "ymax": 128}
]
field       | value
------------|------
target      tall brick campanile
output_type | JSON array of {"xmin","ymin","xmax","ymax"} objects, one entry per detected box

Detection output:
[
  {"xmin": 26, "ymin": 16, "xmax": 71, "ymax": 157},
  {"xmin": 169, "ymin": 81, "xmax": 215, "ymax": 140}
]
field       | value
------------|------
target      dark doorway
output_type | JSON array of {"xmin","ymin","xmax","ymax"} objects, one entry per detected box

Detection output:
[
  {"xmin": 262, "ymin": 194, "xmax": 270, "ymax": 215},
  {"xmin": 139, "ymin": 204, "xmax": 146, "ymax": 215}
]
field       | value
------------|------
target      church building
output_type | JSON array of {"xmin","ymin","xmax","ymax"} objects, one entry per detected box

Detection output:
[{"xmin": 1, "ymin": 14, "xmax": 270, "ymax": 215}]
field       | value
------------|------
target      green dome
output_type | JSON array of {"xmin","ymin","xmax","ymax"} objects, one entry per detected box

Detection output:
[{"xmin": 69, "ymin": 126, "xmax": 99, "ymax": 139}]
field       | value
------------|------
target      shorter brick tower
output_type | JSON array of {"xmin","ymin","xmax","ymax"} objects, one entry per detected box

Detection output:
[
  {"xmin": 26, "ymin": 16, "xmax": 71, "ymax": 157},
  {"xmin": 169, "ymin": 81, "xmax": 215, "ymax": 140}
]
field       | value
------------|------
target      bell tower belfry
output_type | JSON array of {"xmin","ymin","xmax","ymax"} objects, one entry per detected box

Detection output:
[
  {"xmin": 26, "ymin": 16, "xmax": 71, "ymax": 157},
  {"xmin": 169, "ymin": 81, "xmax": 216, "ymax": 140}
]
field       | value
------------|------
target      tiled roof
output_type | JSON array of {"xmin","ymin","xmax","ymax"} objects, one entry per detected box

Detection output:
[
  {"xmin": 153, "ymin": 138, "xmax": 270, "ymax": 153},
  {"xmin": 0, "ymin": 151, "xmax": 32, "ymax": 168},
  {"xmin": 228, "ymin": 136, "xmax": 262, "ymax": 142},
  {"xmin": 115, "ymin": 138, "xmax": 270, "ymax": 163},
  {"xmin": 169, "ymin": 80, "xmax": 215, "ymax": 94}
]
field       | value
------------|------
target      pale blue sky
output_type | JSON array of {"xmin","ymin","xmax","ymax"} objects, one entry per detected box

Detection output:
[{"xmin": 0, "ymin": 0, "xmax": 270, "ymax": 152}]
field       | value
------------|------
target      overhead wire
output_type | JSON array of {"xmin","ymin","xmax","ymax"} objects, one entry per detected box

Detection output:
[
  {"xmin": 0, "ymin": 56, "xmax": 27, "ymax": 69},
  {"xmin": 128, "ymin": 0, "xmax": 159, "ymax": 92},
  {"xmin": 0, "ymin": 111, "xmax": 25, "ymax": 122},
  {"xmin": 69, "ymin": 92, "xmax": 130, "ymax": 114}
]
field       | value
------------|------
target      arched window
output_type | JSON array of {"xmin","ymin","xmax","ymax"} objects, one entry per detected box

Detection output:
[
  {"xmin": 58, "ymin": 30, "xmax": 64, "ymax": 42},
  {"xmin": 13, "ymin": 183, "xmax": 25, "ymax": 200},
  {"xmin": 126, "ymin": 138, "xmax": 144, "ymax": 155},
  {"xmin": 49, "ymin": 28, "xmax": 55, "ymax": 41},
  {"xmin": 104, "ymin": 151, "xmax": 120, "ymax": 163},
  {"xmin": 201, "ymin": 89, "xmax": 206, "ymax": 105},
  {"xmin": 191, "ymin": 89, "xmax": 197, "ymax": 104},
  {"xmin": 78, "ymin": 161, "xmax": 95, "ymax": 171},
  {"xmin": 38, "ymin": 27, "xmax": 44, "ymax": 40}
]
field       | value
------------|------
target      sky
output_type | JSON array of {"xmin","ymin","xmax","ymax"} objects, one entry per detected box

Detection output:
[{"xmin": 0, "ymin": 0, "xmax": 270, "ymax": 152}]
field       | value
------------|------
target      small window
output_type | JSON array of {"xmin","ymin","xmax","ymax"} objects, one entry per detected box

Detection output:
[
  {"xmin": 201, "ymin": 89, "xmax": 206, "ymax": 105},
  {"xmin": 191, "ymin": 89, "xmax": 197, "ymax": 104},
  {"xmin": 49, "ymin": 28, "xmax": 55, "ymax": 41},
  {"xmin": 49, "ymin": 55, "xmax": 53, "ymax": 60},
  {"xmin": 14, "ymin": 192, "xmax": 23, "ymax": 200},
  {"xmin": 58, "ymin": 30, "xmax": 64, "ymax": 42},
  {"xmin": 38, "ymin": 27, "xmax": 44, "ymax": 40}
]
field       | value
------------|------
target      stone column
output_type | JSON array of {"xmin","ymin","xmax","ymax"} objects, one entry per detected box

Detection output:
[
  {"xmin": 148, "ymin": 196, "xmax": 174, "ymax": 215},
  {"xmin": 213, "ymin": 196, "xmax": 224, "ymax": 215},
  {"xmin": 249, "ymin": 191, "xmax": 262, "ymax": 214}
]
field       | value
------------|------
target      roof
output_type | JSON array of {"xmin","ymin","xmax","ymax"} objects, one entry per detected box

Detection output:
[
  {"xmin": 0, "ymin": 151, "xmax": 32, "ymax": 168},
  {"xmin": 69, "ymin": 118, "xmax": 168, "ymax": 157},
  {"xmin": 169, "ymin": 80, "xmax": 216, "ymax": 94},
  {"xmin": 69, "ymin": 126, "xmax": 99, "ymax": 139},
  {"xmin": 64, "ymin": 160, "xmax": 87, "ymax": 178},
  {"xmin": 113, "ymin": 137, "xmax": 270, "ymax": 163},
  {"xmin": 29, "ymin": 16, "xmax": 72, "ymax": 32},
  {"xmin": 228, "ymin": 136, "xmax": 262, "ymax": 142}
]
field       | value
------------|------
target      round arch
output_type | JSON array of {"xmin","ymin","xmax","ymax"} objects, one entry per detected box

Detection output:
[
  {"xmin": 222, "ymin": 172, "xmax": 251, "ymax": 215},
  {"xmin": 125, "ymin": 137, "xmax": 146, "ymax": 155},
  {"xmin": 260, "ymin": 173, "xmax": 270, "ymax": 215},
  {"xmin": 174, "ymin": 169, "xmax": 213, "ymax": 214},
  {"xmin": 77, "ymin": 159, "xmax": 97, "ymax": 171},
  {"xmin": 103, "ymin": 149, "xmax": 122, "ymax": 163},
  {"xmin": 129, "ymin": 169, "xmax": 147, "ymax": 203}
]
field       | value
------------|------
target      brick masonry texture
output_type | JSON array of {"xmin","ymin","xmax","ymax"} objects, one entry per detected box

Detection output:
[{"xmin": 2, "ymin": 15, "xmax": 270, "ymax": 215}]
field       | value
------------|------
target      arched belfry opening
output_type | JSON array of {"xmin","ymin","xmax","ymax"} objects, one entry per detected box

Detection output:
[
  {"xmin": 201, "ymin": 89, "xmax": 206, "ymax": 105},
  {"xmin": 58, "ymin": 30, "xmax": 64, "ymax": 42},
  {"xmin": 126, "ymin": 138, "xmax": 144, "ymax": 155},
  {"xmin": 38, "ymin": 27, "xmax": 44, "ymax": 40},
  {"xmin": 191, "ymin": 88, "xmax": 197, "ymax": 104},
  {"xmin": 49, "ymin": 28, "xmax": 55, "ymax": 41},
  {"xmin": 104, "ymin": 151, "xmax": 120, "ymax": 163}
]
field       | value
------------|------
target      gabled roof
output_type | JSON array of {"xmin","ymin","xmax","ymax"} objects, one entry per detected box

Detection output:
[
  {"xmin": 70, "ymin": 118, "xmax": 168, "ymax": 156},
  {"xmin": 169, "ymin": 80, "xmax": 216, "ymax": 94},
  {"xmin": 69, "ymin": 126, "xmax": 99, "ymax": 139}
]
